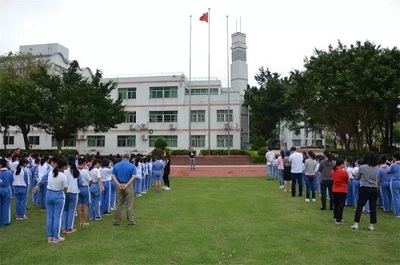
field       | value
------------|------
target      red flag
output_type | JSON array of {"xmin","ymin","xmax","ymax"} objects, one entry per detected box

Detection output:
[{"xmin": 199, "ymin": 12, "xmax": 208, "ymax": 23}]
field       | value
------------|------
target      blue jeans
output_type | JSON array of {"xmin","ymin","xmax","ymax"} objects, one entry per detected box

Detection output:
[
  {"xmin": 278, "ymin": 169, "xmax": 284, "ymax": 186},
  {"xmin": 267, "ymin": 164, "xmax": 273, "ymax": 179},
  {"xmin": 305, "ymin": 175, "xmax": 315, "ymax": 199},
  {"xmin": 346, "ymin": 179, "xmax": 355, "ymax": 206}
]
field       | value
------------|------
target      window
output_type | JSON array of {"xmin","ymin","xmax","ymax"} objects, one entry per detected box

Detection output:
[
  {"xmin": 126, "ymin": 112, "xmax": 136, "ymax": 123},
  {"xmin": 87, "ymin": 136, "xmax": 105, "ymax": 147},
  {"xmin": 3, "ymin": 136, "xmax": 14, "ymax": 145},
  {"xmin": 216, "ymin": 110, "xmax": 233, "ymax": 122},
  {"xmin": 149, "ymin": 111, "xmax": 178, "ymax": 123},
  {"xmin": 316, "ymin": 140, "xmax": 323, "ymax": 146},
  {"xmin": 63, "ymin": 138, "xmax": 76, "ymax": 147},
  {"xmin": 28, "ymin": 136, "xmax": 40, "ymax": 145},
  {"xmin": 294, "ymin": 129, "xmax": 301, "ymax": 136},
  {"xmin": 149, "ymin": 135, "xmax": 178, "ymax": 147},
  {"xmin": 292, "ymin": 140, "xmax": 301, "ymax": 146},
  {"xmin": 51, "ymin": 136, "xmax": 76, "ymax": 147},
  {"xmin": 119, "ymin": 87, "xmax": 136, "ymax": 99},
  {"xmin": 217, "ymin": 135, "xmax": 233, "ymax": 148},
  {"xmin": 149, "ymin": 86, "xmax": 178, "ymax": 98},
  {"xmin": 117, "ymin": 135, "xmax": 136, "ymax": 147},
  {"xmin": 190, "ymin": 135, "xmax": 206, "ymax": 147},
  {"xmin": 185, "ymin": 88, "xmax": 218, "ymax": 95},
  {"xmin": 190, "ymin": 110, "xmax": 205, "ymax": 122}
]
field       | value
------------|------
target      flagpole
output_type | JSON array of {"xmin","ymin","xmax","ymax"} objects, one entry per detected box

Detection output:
[
  {"xmin": 226, "ymin": 15, "xmax": 230, "ymax": 156},
  {"xmin": 207, "ymin": 7, "xmax": 211, "ymax": 156},
  {"xmin": 188, "ymin": 15, "xmax": 192, "ymax": 150}
]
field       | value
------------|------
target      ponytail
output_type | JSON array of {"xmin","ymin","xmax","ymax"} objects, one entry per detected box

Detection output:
[
  {"xmin": 53, "ymin": 157, "xmax": 67, "ymax": 178},
  {"xmin": 15, "ymin": 158, "xmax": 27, "ymax": 175},
  {"xmin": 90, "ymin": 159, "xmax": 100, "ymax": 171},
  {"xmin": 67, "ymin": 155, "xmax": 80, "ymax": 178}
]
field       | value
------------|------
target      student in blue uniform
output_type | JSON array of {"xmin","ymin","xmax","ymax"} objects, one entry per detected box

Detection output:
[
  {"xmin": 62, "ymin": 155, "xmax": 81, "ymax": 234},
  {"xmin": 387, "ymin": 152, "xmax": 400, "ymax": 218},
  {"xmin": 89, "ymin": 159, "xmax": 103, "ymax": 220},
  {"xmin": 46, "ymin": 157, "xmax": 68, "ymax": 243},
  {"xmin": 77, "ymin": 156, "xmax": 92, "ymax": 227},
  {"xmin": 377, "ymin": 156, "xmax": 392, "ymax": 213},
  {"xmin": 30, "ymin": 157, "xmax": 40, "ymax": 205},
  {"xmin": 108, "ymin": 157, "xmax": 117, "ymax": 210},
  {"xmin": 99, "ymin": 158, "xmax": 112, "ymax": 215},
  {"xmin": 134, "ymin": 156, "xmax": 143, "ymax": 197},
  {"xmin": 13, "ymin": 158, "xmax": 29, "ymax": 220},
  {"xmin": 38, "ymin": 155, "xmax": 51, "ymax": 211},
  {"xmin": 152, "ymin": 157, "xmax": 164, "ymax": 193},
  {"xmin": 0, "ymin": 158, "xmax": 14, "ymax": 226}
]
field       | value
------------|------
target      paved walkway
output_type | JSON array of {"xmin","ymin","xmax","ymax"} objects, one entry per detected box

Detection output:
[{"xmin": 171, "ymin": 164, "xmax": 266, "ymax": 177}]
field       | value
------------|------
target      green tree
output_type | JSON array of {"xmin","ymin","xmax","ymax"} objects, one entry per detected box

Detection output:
[
  {"xmin": 0, "ymin": 52, "xmax": 48, "ymax": 150},
  {"xmin": 290, "ymin": 41, "xmax": 400, "ymax": 151},
  {"xmin": 32, "ymin": 60, "xmax": 126, "ymax": 151},
  {"xmin": 244, "ymin": 68, "xmax": 295, "ymax": 140}
]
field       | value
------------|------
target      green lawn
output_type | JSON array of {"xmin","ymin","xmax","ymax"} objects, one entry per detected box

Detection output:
[{"xmin": 1, "ymin": 177, "xmax": 399, "ymax": 265}]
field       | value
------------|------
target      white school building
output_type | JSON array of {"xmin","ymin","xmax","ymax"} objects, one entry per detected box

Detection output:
[{"xmin": 1, "ymin": 32, "xmax": 324, "ymax": 155}]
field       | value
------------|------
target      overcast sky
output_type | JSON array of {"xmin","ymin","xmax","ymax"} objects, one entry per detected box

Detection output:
[{"xmin": 1, "ymin": 0, "xmax": 399, "ymax": 87}]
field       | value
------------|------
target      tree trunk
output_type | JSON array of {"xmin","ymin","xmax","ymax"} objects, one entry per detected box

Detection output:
[
  {"xmin": 57, "ymin": 140, "xmax": 63, "ymax": 152},
  {"xmin": 19, "ymin": 125, "xmax": 30, "ymax": 150}
]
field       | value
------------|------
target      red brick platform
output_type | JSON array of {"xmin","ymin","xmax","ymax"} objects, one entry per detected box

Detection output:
[{"xmin": 171, "ymin": 165, "xmax": 266, "ymax": 177}]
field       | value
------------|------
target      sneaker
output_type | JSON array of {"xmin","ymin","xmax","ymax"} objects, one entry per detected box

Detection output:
[
  {"xmin": 368, "ymin": 224, "xmax": 375, "ymax": 231},
  {"xmin": 335, "ymin": 220, "xmax": 344, "ymax": 224},
  {"xmin": 305, "ymin": 199, "xmax": 310, "ymax": 202},
  {"xmin": 141, "ymin": 191, "xmax": 147, "ymax": 194},
  {"xmin": 279, "ymin": 186, "xmax": 284, "ymax": 189},
  {"xmin": 113, "ymin": 221, "xmax": 120, "ymax": 226},
  {"xmin": 283, "ymin": 189, "xmax": 287, "ymax": 192},
  {"xmin": 350, "ymin": 224, "xmax": 359, "ymax": 230},
  {"xmin": 53, "ymin": 237, "xmax": 65, "ymax": 243},
  {"xmin": 65, "ymin": 228, "xmax": 77, "ymax": 234},
  {"xmin": 47, "ymin": 237, "xmax": 53, "ymax": 243},
  {"xmin": 312, "ymin": 199, "xmax": 316, "ymax": 202},
  {"xmin": 161, "ymin": 186, "xmax": 166, "ymax": 190},
  {"xmin": 94, "ymin": 217, "xmax": 103, "ymax": 221},
  {"xmin": 128, "ymin": 221, "xmax": 137, "ymax": 226},
  {"xmin": 165, "ymin": 187, "xmax": 171, "ymax": 190}
]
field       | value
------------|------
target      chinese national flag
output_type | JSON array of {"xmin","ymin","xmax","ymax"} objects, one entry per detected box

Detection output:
[{"xmin": 199, "ymin": 12, "xmax": 208, "ymax": 23}]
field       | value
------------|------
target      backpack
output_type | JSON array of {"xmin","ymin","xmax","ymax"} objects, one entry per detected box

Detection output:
[{"xmin": 283, "ymin": 157, "xmax": 291, "ymax": 167}]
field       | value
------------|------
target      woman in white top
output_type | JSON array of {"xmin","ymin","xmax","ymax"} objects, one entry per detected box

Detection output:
[
  {"xmin": 89, "ymin": 159, "xmax": 104, "ymax": 220},
  {"xmin": 46, "ymin": 157, "xmax": 68, "ymax": 243},
  {"xmin": 13, "ymin": 158, "xmax": 29, "ymax": 220},
  {"xmin": 62, "ymin": 155, "xmax": 81, "ymax": 234},
  {"xmin": 345, "ymin": 157, "xmax": 355, "ymax": 207}
]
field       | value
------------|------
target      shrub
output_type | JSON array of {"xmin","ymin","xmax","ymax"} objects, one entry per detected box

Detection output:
[
  {"xmin": 199, "ymin": 149, "xmax": 249, "ymax": 156},
  {"xmin": 257, "ymin": 147, "xmax": 268, "ymax": 156},
  {"xmin": 170, "ymin": 149, "xmax": 190, "ymax": 155},
  {"xmin": 149, "ymin": 148, "xmax": 164, "ymax": 158},
  {"xmin": 250, "ymin": 154, "xmax": 265, "ymax": 164},
  {"xmin": 154, "ymin": 137, "xmax": 168, "ymax": 150},
  {"xmin": 253, "ymin": 136, "xmax": 266, "ymax": 149}
]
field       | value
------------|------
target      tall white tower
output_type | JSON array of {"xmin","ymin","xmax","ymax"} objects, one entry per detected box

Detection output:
[{"xmin": 230, "ymin": 32, "xmax": 249, "ymax": 148}]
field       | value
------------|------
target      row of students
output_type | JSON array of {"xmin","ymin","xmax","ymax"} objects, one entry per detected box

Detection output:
[{"xmin": 282, "ymin": 150, "xmax": 400, "ymax": 232}]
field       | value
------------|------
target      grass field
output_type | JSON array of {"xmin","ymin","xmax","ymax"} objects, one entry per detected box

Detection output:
[{"xmin": 1, "ymin": 177, "xmax": 399, "ymax": 265}]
